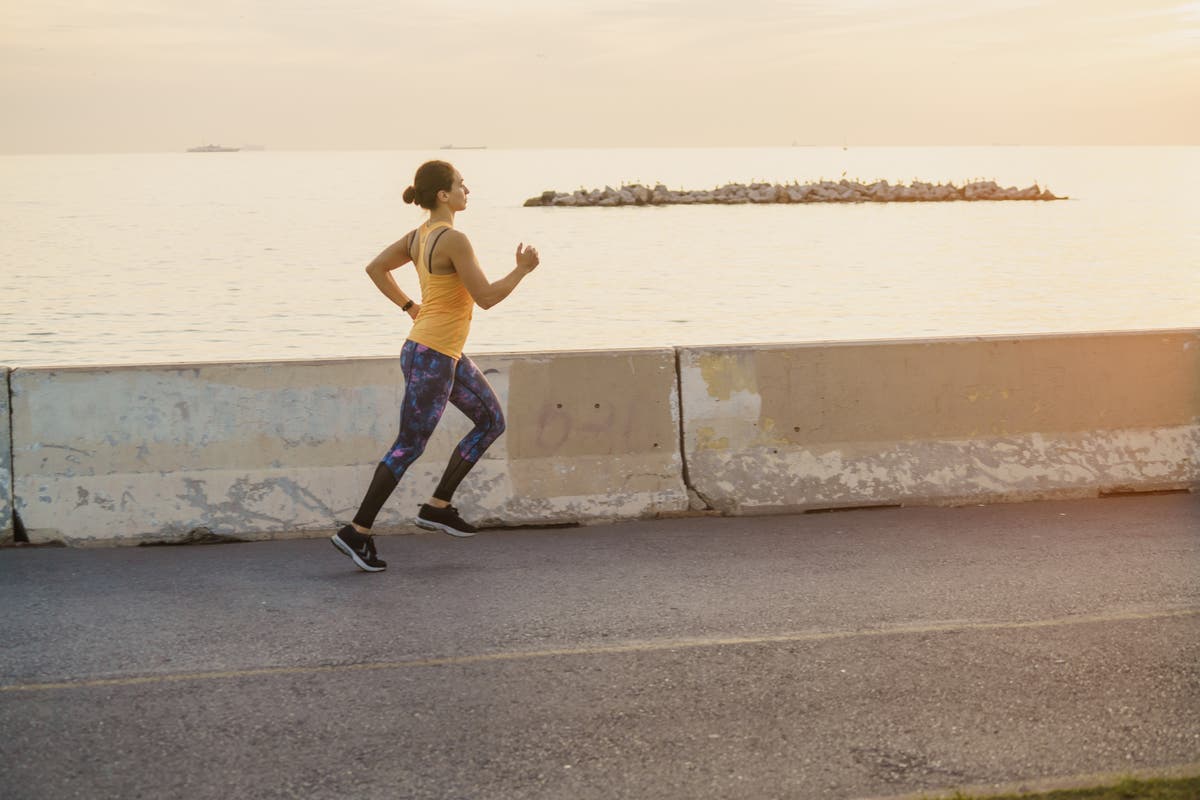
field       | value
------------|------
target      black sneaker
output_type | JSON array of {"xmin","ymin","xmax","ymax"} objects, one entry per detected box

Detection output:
[
  {"xmin": 415, "ymin": 504, "xmax": 478, "ymax": 537},
  {"xmin": 330, "ymin": 525, "xmax": 387, "ymax": 572}
]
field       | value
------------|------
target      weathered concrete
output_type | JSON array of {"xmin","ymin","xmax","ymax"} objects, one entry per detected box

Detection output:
[
  {"xmin": 0, "ymin": 367, "xmax": 11, "ymax": 542},
  {"xmin": 10, "ymin": 349, "xmax": 685, "ymax": 545},
  {"xmin": 10, "ymin": 330, "xmax": 1199, "ymax": 545},
  {"xmin": 680, "ymin": 330, "xmax": 1200, "ymax": 514},
  {"xmin": 496, "ymin": 348, "xmax": 685, "ymax": 524}
]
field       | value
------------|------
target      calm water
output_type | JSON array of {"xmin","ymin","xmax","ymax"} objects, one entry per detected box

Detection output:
[{"xmin": 1, "ymin": 146, "xmax": 1197, "ymax": 367}]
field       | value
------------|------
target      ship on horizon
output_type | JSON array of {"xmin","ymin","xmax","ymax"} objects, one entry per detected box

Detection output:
[
  {"xmin": 187, "ymin": 144, "xmax": 240, "ymax": 153},
  {"xmin": 440, "ymin": 144, "xmax": 486, "ymax": 150}
]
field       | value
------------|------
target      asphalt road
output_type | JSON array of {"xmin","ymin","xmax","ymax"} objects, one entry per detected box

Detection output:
[{"xmin": 1, "ymin": 494, "xmax": 1197, "ymax": 799}]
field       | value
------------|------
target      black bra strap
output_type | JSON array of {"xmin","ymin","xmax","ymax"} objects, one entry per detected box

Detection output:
[{"xmin": 427, "ymin": 227, "xmax": 450, "ymax": 272}]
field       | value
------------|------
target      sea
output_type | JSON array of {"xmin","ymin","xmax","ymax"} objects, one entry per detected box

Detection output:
[{"xmin": 1, "ymin": 146, "xmax": 1197, "ymax": 368}]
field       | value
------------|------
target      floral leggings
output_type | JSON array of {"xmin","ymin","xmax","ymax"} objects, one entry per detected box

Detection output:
[{"xmin": 381, "ymin": 339, "xmax": 505, "ymax": 480}]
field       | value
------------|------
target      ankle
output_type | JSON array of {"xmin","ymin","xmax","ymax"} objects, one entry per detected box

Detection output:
[
  {"xmin": 351, "ymin": 523, "xmax": 371, "ymax": 534},
  {"xmin": 426, "ymin": 498, "xmax": 450, "ymax": 509}
]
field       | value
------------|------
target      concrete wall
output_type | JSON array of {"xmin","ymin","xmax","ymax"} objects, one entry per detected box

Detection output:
[
  {"xmin": 10, "ymin": 349, "xmax": 686, "ymax": 545},
  {"xmin": 679, "ymin": 330, "xmax": 1200, "ymax": 514},
  {"xmin": 7, "ymin": 330, "xmax": 1198, "ymax": 545},
  {"xmin": 1, "ymin": 367, "xmax": 11, "ymax": 542}
]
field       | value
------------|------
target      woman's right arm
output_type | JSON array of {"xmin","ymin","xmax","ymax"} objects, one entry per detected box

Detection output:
[
  {"xmin": 444, "ymin": 232, "xmax": 539, "ymax": 310},
  {"xmin": 365, "ymin": 231, "xmax": 420, "ymax": 319}
]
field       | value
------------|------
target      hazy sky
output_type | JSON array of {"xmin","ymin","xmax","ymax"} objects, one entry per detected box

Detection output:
[{"xmin": 3, "ymin": 0, "xmax": 1198, "ymax": 152}]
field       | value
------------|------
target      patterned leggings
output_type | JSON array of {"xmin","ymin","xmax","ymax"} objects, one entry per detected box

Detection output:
[
  {"xmin": 383, "ymin": 339, "xmax": 505, "ymax": 478},
  {"xmin": 351, "ymin": 340, "xmax": 504, "ymax": 529}
]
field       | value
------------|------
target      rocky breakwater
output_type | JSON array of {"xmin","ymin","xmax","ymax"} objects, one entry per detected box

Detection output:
[{"xmin": 524, "ymin": 179, "xmax": 1064, "ymax": 207}]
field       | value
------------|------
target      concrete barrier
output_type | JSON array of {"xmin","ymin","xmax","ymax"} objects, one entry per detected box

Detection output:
[
  {"xmin": 679, "ymin": 330, "xmax": 1200, "ymax": 514},
  {"xmin": 1, "ymin": 367, "xmax": 12, "ymax": 542},
  {"xmin": 8, "ymin": 331, "xmax": 1198, "ymax": 545},
  {"xmin": 10, "ymin": 349, "xmax": 686, "ymax": 545}
]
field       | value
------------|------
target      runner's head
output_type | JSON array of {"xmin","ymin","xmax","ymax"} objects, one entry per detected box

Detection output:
[{"xmin": 404, "ymin": 161, "xmax": 467, "ymax": 212}]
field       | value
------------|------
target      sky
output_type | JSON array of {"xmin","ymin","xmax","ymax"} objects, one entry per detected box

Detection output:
[{"xmin": 2, "ymin": 0, "xmax": 1198, "ymax": 153}]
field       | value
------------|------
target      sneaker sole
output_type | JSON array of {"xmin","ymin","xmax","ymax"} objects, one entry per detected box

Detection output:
[
  {"xmin": 414, "ymin": 518, "xmax": 477, "ymax": 538},
  {"xmin": 330, "ymin": 535, "xmax": 386, "ymax": 572}
]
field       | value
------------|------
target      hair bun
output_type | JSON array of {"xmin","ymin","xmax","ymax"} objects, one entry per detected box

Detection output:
[{"xmin": 402, "ymin": 186, "xmax": 417, "ymax": 204}]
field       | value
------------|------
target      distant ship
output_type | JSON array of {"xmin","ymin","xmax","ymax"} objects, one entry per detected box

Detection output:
[
  {"xmin": 187, "ymin": 144, "xmax": 240, "ymax": 153},
  {"xmin": 440, "ymin": 144, "xmax": 486, "ymax": 150}
]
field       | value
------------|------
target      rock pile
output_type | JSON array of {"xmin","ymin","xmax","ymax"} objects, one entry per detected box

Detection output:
[{"xmin": 524, "ymin": 179, "xmax": 1064, "ymax": 207}]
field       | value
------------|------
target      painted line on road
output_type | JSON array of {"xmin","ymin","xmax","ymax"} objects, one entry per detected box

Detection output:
[{"xmin": 3, "ymin": 607, "xmax": 1197, "ymax": 694}]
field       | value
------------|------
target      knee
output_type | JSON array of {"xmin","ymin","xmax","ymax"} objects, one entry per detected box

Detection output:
[
  {"xmin": 492, "ymin": 410, "xmax": 506, "ymax": 439},
  {"xmin": 384, "ymin": 441, "xmax": 425, "ymax": 472}
]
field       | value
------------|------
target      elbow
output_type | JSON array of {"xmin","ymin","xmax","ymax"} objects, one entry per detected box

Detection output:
[{"xmin": 365, "ymin": 257, "xmax": 393, "ymax": 278}]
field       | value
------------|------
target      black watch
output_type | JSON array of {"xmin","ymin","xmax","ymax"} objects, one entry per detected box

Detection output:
[{"xmin": 401, "ymin": 300, "xmax": 414, "ymax": 312}]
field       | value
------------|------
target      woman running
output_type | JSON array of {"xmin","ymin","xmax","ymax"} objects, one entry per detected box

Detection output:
[{"xmin": 332, "ymin": 160, "xmax": 540, "ymax": 572}]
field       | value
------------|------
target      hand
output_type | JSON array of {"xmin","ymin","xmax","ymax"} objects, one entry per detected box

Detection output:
[
  {"xmin": 515, "ymin": 243, "xmax": 540, "ymax": 273},
  {"xmin": 405, "ymin": 302, "xmax": 421, "ymax": 320}
]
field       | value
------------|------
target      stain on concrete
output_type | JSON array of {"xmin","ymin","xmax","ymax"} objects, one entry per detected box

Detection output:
[
  {"xmin": 698, "ymin": 351, "xmax": 758, "ymax": 401},
  {"xmin": 507, "ymin": 351, "xmax": 678, "ymax": 460},
  {"xmin": 503, "ymin": 350, "xmax": 686, "ymax": 511}
]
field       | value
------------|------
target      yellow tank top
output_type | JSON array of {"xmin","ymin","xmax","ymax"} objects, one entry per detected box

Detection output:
[{"xmin": 407, "ymin": 220, "xmax": 473, "ymax": 359}]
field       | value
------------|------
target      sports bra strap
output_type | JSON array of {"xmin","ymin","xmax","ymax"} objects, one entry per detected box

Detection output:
[
  {"xmin": 415, "ymin": 221, "xmax": 453, "ymax": 273},
  {"xmin": 426, "ymin": 227, "xmax": 450, "ymax": 272}
]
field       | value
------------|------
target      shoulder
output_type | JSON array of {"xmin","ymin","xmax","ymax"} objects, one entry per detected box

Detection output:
[
  {"xmin": 440, "ymin": 228, "xmax": 473, "ymax": 252},
  {"xmin": 396, "ymin": 228, "xmax": 417, "ymax": 251},
  {"xmin": 390, "ymin": 228, "xmax": 415, "ymax": 259}
]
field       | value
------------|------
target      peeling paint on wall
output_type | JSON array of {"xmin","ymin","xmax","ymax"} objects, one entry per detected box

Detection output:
[{"xmin": 686, "ymin": 426, "xmax": 1200, "ymax": 513}]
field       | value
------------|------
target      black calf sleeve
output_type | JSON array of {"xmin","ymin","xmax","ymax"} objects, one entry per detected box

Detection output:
[
  {"xmin": 432, "ymin": 452, "xmax": 478, "ymax": 503},
  {"xmin": 352, "ymin": 462, "xmax": 400, "ymax": 529}
]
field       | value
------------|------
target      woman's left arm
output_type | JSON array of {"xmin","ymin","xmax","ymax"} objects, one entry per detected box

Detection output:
[{"xmin": 365, "ymin": 232, "xmax": 421, "ymax": 320}]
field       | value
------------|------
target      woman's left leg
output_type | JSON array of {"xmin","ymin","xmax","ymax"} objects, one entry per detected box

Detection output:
[{"xmin": 434, "ymin": 355, "xmax": 506, "ymax": 502}]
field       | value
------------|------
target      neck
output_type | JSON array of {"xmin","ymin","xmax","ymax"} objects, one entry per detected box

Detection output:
[{"xmin": 428, "ymin": 208, "xmax": 454, "ymax": 226}]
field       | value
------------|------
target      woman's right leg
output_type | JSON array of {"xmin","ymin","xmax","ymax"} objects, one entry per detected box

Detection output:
[{"xmin": 351, "ymin": 341, "xmax": 457, "ymax": 529}]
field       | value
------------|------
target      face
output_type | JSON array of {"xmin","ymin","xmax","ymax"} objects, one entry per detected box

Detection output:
[{"xmin": 440, "ymin": 172, "xmax": 469, "ymax": 211}]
